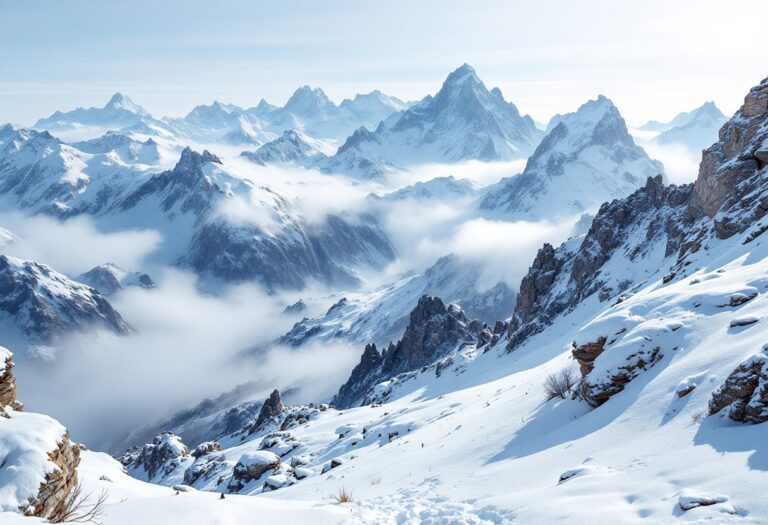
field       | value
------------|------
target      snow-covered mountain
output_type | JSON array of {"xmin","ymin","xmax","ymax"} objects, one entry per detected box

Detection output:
[
  {"xmin": 649, "ymin": 101, "xmax": 728, "ymax": 152},
  {"xmin": 276, "ymin": 254, "xmax": 515, "ymax": 351},
  {"xmin": 34, "ymin": 93, "xmax": 161, "ymax": 142},
  {"xmin": 369, "ymin": 175, "xmax": 480, "ymax": 202},
  {"xmin": 259, "ymin": 87, "xmax": 410, "ymax": 144},
  {"xmin": 0, "ymin": 124, "xmax": 166, "ymax": 217},
  {"xmin": 102, "ymin": 74, "xmax": 768, "ymax": 525},
  {"xmin": 480, "ymin": 95, "xmax": 663, "ymax": 219},
  {"xmin": 165, "ymin": 101, "xmax": 276, "ymax": 146},
  {"xmin": 0, "ymin": 255, "xmax": 130, "ymax": 353},
  {"xmin": 321, "ymin": 64, "xmax": 544, "ymax": 178},
  {"xmin": 76, "ymin": 263, "xmax": 154, "ymax": 296},
  {"xmin": 240, "ymin": 129, "xmax": 334, "ymax": 166},
  {"xmin": 0, "ymin": 133, "xmax": 397, "ymax": 290}
]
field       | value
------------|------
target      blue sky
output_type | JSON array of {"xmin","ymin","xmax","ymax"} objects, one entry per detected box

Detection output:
[{"xmin": 1, "ymin": 0, "xmax": 766, "ymax": 126}]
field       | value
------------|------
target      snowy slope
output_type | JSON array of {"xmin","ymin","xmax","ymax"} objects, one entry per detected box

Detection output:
[
  {"xmin": 480, "ymin": 95, "xmax": 663, "ymax": 220},
  {"xmin": 321, "ymin": 64, "xmax": 544, "ymax": 178},
  {"xmin": 106, "ymin": 75, "xmax": 768, "ymax": 524}
]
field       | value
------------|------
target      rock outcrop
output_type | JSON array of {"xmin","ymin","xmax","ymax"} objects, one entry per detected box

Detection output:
[
  {"xmin": 709, "ymin": 350, "xmax": 768, "ymax": 423},
  {"xmin": 120, "ymin": 432, "xmax": 190, "ymax": 481},
  {"xmin": 24, "ymin": 432, "xmax": 81, "ymax": 522},
  {"xmin": 249, "ymin": 389, "xmax": 286, "ymax": 433},
  {"xmin": 507, "ymin": 175, "xmax": 691, "ymax": 351},
  {"xmin": 501, "ymin": 76, "xmax": 768, "ymax": 407},
  {"xmin": 0, "ymin": 346, "xmax": 81, "ymax": 521},
  {"xmin": 334, "ymin": 295, "xmax": 487, "ymax": 408}
]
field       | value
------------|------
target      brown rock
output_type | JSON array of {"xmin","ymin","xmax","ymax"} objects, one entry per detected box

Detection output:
[
  {"xmin": 572, "ymin": 337, "xmax": 607, "ymax": 376},
  {"xmin": 23, "ymin": 432, "xmax": 81, "ymax": 522}
]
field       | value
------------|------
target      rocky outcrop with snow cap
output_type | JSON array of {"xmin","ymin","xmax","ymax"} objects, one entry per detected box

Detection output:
[
  {"xmin": 709, "ymin": 349, "xmax": 768, "ymax": 423},
  {"xmin": 0, "ymin": 255, "xmax": 131, "ymax": 347},
  {"xmin": 249, "ymin": 389, "xmax": 286, "ymax": 434},
  {"xmin": 506, "ymin": 175, "xmax": 691, "ymax": 351},
  {"xmin": 334, "ymin": 295, "xmax": 488, "ymax": 408},
  {"xmin": 480, "ymin": 95, "xmax": 663, "ymax": 219},
  {"xmin": 0, "ymin": 346, "xmax": 81, "ymax": 521}
]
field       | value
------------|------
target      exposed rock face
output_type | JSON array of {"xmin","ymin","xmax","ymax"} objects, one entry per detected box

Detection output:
[
  {"xmin": 333, "ymin": 343, "xmax": 384, "ymax": 409},
  {"xmin": 686, "ymin": 77, "xmax": 768, "ymax": 239},
  {"xmin": 24, "ymin": 432, "xmax": 81, "ymax": 522},
  {"xmin": 572, "ymin": 336, "xmax": 662, "ymax": 407},
  {"xmin": 122, "ymin": 432, "xmax": 190, "ymax": 481},
  {"xmin": 507, "ymin": 176, "xmax": 692, "ymax": 351},
  {"xmin": 250, "ymin": 389, "xmax": 286, "ymax": 433},
  {"xmin": 571, "ymin": 338, "xmax": 607, "ymax": 377},
  {"xmin": 709, "ymin": 351, "xmax": 768, "ymax": 423},
  {"xmin": 0, "ymin": 346, "xmax": 80, "ymax": 521},
  {"xmin": 0, "ymin": 350, "xmax": 17, "ymax": 412},
  {"xmin": 0, "ymin": 255, "xmax": 131, "ymax": 344},
  {"xmin": 334, "ymin": 295, "xmax": 486, "ymax": 408}
]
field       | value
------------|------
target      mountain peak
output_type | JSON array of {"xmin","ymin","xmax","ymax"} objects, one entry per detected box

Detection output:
[
  {"xmin": 285, "ymin": 85, "xmax": 333, "ymax": 115},
  {"xmin": 105, "ymin": 92, "xmax": 145, "ymax": 114},
  {"xmin": 441, "ymin": 64, "xmax": 481, "ymax": 89},
  {"xmin": 178, "ymin": 147, "xmax": 222, "ymax": 168}
]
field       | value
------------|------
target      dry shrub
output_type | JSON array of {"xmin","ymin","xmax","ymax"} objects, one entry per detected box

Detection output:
[
  {"xmin": 51, "ymin": 483, "xmax": 107, "ymax": 524},
  {"xmin": 544, "ymin": 367, "xmax": 577, "ymax": 400},
  {"xmin": 330, "ymin": 487, "xmax": 354, "ymax": 504}
]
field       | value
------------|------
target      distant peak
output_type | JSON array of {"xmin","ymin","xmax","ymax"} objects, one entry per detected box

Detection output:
[
  {"xmin": 285, "ymin": 85, "xmax": 333, "ymax": 114},
  {"xmin": 108, "ymin": 92, "xmax": 128, "ymax": 105},
  {"xmin": 452, "ymin": 63, "xmax": 477, "ymax": 76},
  {"xmin": 105, "ymin": 92, "xmax": 145, "ymax": 114},
  {"xmin": 178, "ymin": 147, "xmax": 222, "ymax": 168}
]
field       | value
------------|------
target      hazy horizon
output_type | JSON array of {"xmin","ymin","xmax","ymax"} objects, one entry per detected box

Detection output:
[{"xmin": 2, "ymin": 0, "xmax": 767, "ymax": 127}]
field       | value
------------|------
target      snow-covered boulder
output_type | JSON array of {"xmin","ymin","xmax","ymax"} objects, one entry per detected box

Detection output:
[{"xmin": 228, "ymin": 451, "xmax": 280, "ymax": 492}]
